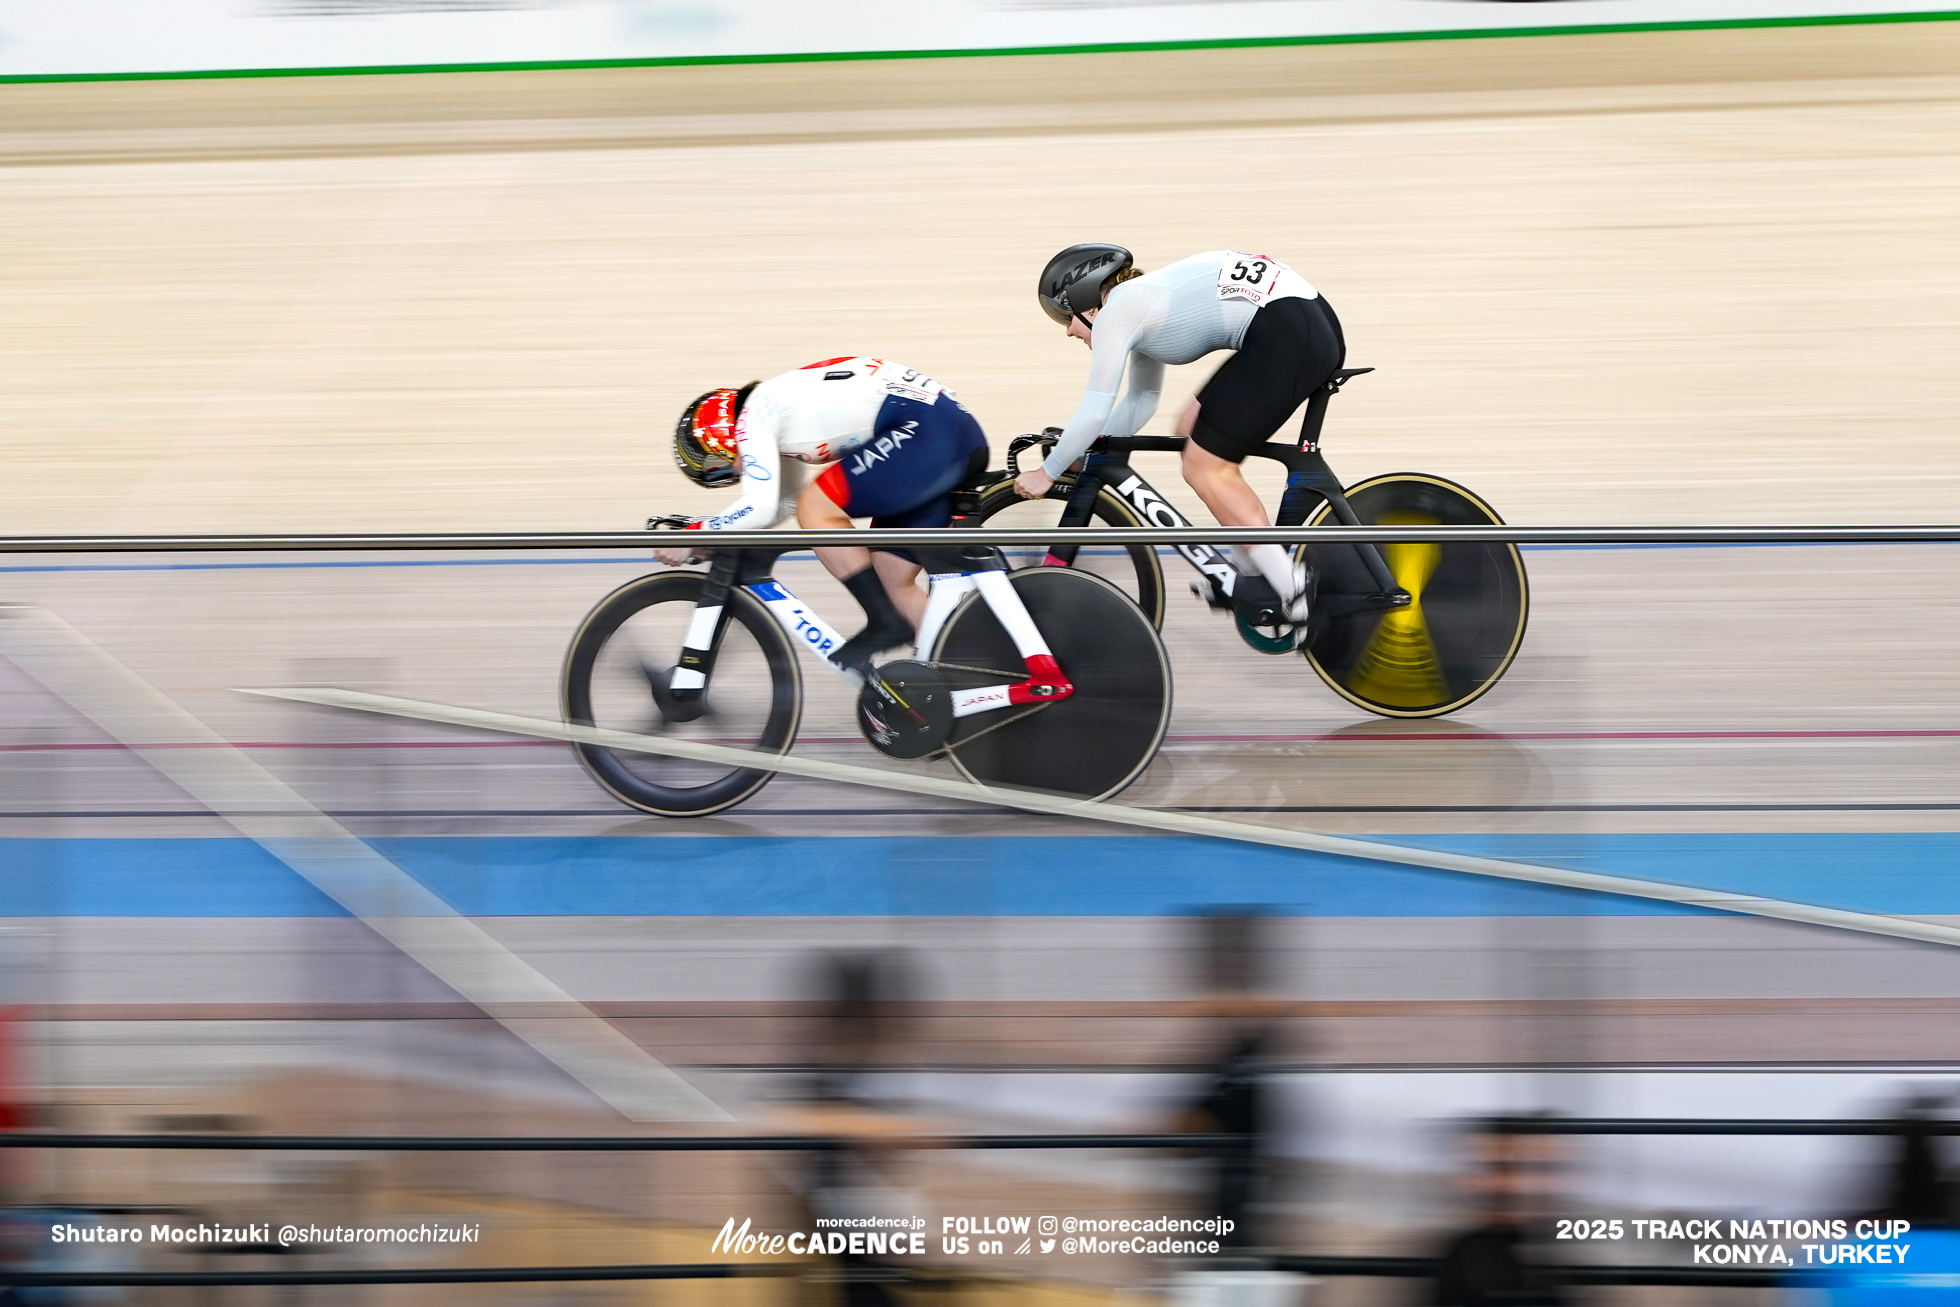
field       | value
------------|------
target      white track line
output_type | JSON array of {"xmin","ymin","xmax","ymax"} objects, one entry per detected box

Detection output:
[
  {"xmin": 241, "ymin": 685, "xmax": 1960, "ymax": 952},
  {"xmin": 0, "ymin": 607, "xmax": 727, "ymax": 1122}
]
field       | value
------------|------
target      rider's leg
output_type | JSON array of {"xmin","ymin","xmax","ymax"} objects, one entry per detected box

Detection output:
[
  {"xmin": 1178, "ymin": 399, "xmax": 1301, "ymax": 608},
  {"xmin": 797, "ymin": 479, "xmax": 914, "ymax": 671},
  {"xmin": 830, "ymin": 393, "xmax": 990, "ymax": 669},
  {"xmin": 1181, "ymin": 295, "xmax": 1344, "ymax": 620},
  {"xmin": 871, "ymin": 553, "xmax": 929, "ymax": 628},
  {"xmin": 798, "ymin": 480, "xmax": 872, "ymax": 582},
  {"xmin": 796, "ymin": 482, "xmax": 927, "ymax": 623}
]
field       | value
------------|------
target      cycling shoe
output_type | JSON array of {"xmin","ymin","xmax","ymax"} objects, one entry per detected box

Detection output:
[
  {"xmin": 1284, "ymin": 558, "xmax": 1316, "ymax": 625},
  {"xmin": 828, "ymin": 616, "xmax": 916, "ymax": 677}
]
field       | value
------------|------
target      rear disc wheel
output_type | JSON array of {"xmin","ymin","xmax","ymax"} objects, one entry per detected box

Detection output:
[
  {"xmin": 1297, "ymin": 474, "xmax": 1529, "ymax": 719},
  {"xmin": 931, "ymin": 568, "xmax": 1171, "ymax": 801}
]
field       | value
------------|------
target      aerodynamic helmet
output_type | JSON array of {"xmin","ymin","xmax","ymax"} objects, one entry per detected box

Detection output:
[
  {"xmin": 673, "ymin": 384, "xmax": 755, "ymax": 489},
  {"xmin": 1038, "ymin": 243, "xmax": 1134, "ymax": 326}
]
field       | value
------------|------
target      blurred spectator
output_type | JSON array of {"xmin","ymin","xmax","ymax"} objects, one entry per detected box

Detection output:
[
  {"xmin": 1175, "ymin": 911, "xmax": 1297, "ymax": 1252},
  {"xmin": 1861, "ymin": 1091, "xmax": 1957, "ymax": 1228},
  {"xmin": 1428, "ymin": 1116, "xmax": 1567, "ymax": 1307},
  {"xmin": 777, "ymin": 951, "xmax": 931, "ymax": 1307},
  {"xmin": 1815, "ymin": 1091, "xmax": 1960, "ymax": 1305}
]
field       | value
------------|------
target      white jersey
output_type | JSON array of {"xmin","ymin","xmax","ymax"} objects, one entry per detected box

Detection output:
[
  {"xmin": 1043, "ymin": 250, "xmax": 1319, "ymax": 477},
  {"xmin": 695, "ymin": 357, "xmax": 956, "ymax": 531}
]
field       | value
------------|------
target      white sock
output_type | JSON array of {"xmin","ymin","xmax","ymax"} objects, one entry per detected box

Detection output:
[{"xmin": 1239, "ymin": 544, "xmax": 1298, "ymax": 599}]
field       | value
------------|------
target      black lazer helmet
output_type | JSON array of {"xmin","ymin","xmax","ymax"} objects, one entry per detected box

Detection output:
[{"xmin": 1038, "ymin": 243, "xmax": 1133, "ymax": 326}]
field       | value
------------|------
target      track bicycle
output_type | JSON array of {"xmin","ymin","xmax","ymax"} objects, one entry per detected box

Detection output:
[
  {"xmin": 561, "ymin": 525, "xmax": 1172, "ymax": 817},
  {"xmin": 963, "ymin": 368, "xmax": 1530, "ymax": 719}
]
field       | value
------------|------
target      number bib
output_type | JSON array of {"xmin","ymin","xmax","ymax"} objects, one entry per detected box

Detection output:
[
  {"xmin": 869, "ymin": 360, "xmax": 949, "ymax": 404},
  {"xmin": 1216, "ymin": 252, "xmax": 1307, "ymax": 307}
]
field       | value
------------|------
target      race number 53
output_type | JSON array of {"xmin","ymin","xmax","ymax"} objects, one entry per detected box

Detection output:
[{"xmin": 1216, "ymin": 252, "xmax": 1285, "ymax": 304}]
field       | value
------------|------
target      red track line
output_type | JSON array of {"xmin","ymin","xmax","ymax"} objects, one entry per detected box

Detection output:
[
  {"xmin": 1171, "ymin": 730, "xmax": 1960, "ymax": 742},
  {"xmin": 0, "ymin": 740, "xmax": 558, "ymax": 752}
]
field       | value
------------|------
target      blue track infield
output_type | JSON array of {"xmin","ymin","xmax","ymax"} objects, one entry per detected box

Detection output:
[{"xmin": 2, "ymin": 833, "xmax": 1957, "ymax": 919}]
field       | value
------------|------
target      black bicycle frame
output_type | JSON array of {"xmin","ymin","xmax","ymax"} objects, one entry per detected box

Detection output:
[{"xmin": 1041, "ymin": 369, "xmax": 1407, "ymax": 604}]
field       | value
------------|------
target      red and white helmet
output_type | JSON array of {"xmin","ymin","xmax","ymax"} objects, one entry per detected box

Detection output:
[{"xmin": 673, "ymin": 385, "xmax": 752, "ymax": 488}]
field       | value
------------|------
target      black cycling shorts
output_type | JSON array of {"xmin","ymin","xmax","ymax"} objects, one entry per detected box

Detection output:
[{"xmin": 1190, "ymin": 294, "xmax": 1345, "ymax": 463}]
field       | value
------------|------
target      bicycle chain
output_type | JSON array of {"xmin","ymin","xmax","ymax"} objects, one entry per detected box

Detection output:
[{"xmin": 914, "ymin": 661, "xmax": 1054, "ymax": 758}]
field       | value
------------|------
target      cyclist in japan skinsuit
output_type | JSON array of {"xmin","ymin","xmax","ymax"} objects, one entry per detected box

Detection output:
[
  {"xmin": 664, "ymin": 357, "xmax": 989, "ymax": 673},
  {"xmin": 1015, "ymin": 245, "xmax": 1346, "ymax": 623}
]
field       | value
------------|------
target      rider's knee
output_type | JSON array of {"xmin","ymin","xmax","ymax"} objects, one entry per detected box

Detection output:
[
  {"xmin": 795, "ymin": 485, "xmax": 851, "ymax": 529},
  {"xmin": 1181, "ymin": 444, "xmax": 1239, "ymax": 486}
]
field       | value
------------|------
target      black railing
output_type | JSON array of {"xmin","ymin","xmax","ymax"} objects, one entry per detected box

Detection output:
[{"xmin": 4, "ymin": 525, "xmax": 1960, "ymax": 552}]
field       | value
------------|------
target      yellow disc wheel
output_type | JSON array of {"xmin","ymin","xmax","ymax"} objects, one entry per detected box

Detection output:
[{"xmin": 1297, "ymin": 474, "xmax": 1529, "ymax": 718}]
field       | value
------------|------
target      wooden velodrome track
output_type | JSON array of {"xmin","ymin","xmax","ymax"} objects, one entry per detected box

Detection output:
[
  {"xmin": 6, "ymin": 20, "xmax": 1960, "ymax": 534},
  {"xmin": 5, "ymin": 22, "xmax": 1960, "ymax": 1086}
]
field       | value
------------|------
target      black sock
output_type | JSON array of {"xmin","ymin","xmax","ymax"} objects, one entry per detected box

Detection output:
[
  {"xmin": 843, "ymin": 566, "xmax": 909, "ymax": 633},
  {"xmin": 832, "ymin": 566, "xmax": 914, "ymax": 669}
]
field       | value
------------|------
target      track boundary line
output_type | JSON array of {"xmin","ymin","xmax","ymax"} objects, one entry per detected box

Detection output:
[{"xmin": 245, "ymin": 686, "xmax": 1960, "ymax": 953}]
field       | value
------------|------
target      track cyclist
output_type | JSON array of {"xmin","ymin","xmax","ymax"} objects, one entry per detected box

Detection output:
[
  {"xmin": 662, "ymin": 357, "xmax": 990, "ymax": 673},
  {"xmin": 1017, "ymin": 244, "xmax": 1347, "ymax": 626}
]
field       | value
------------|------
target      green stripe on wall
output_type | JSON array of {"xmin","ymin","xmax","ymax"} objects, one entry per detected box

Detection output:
[{"xmin": 2, "ymin": 8, "xmax": 1958, "ymax": 86}]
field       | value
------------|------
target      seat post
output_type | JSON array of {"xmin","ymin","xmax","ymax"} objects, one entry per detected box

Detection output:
[
  {"xmin": 1297, "ymin": 388, "xmax": 1335, "ymax": 452},
  {"xmin": 1298, "ymin": 366, "xmax": 1373, "ymax": 452}
]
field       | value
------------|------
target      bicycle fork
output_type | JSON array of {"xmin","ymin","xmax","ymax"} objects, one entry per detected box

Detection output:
[{"xmin": 661, "ymin": 552, "xmax": 838, "ymax": 711}]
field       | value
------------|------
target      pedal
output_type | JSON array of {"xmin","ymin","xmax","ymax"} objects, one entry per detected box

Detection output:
[{"xmin": 1229, "ymin": 575, "xmax": 1287, "ymax": 627}]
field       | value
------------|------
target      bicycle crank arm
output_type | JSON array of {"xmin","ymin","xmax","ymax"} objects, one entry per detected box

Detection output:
[{"xmin": 1318, "ymin": 590, "xmax": 1413, "ymax": 619}]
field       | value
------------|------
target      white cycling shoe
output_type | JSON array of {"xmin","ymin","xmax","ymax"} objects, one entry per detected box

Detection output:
[{"xmin": 1283, "ymin": 558, "xmax": 1315, "ymax": 625}]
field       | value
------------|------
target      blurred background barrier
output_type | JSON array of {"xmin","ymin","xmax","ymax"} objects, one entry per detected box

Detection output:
[{"xmin": 7, "ymin": 1, "xmax": 1960, "ymax": 79}]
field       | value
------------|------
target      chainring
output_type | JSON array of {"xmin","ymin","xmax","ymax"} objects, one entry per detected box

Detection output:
[{"xmin": 856, "ymin": 659, "xmax": 956, "ymax": 760}]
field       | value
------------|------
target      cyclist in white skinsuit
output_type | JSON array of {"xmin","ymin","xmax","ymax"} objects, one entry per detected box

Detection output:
[
  {"xmin": 1014, "ymin": 247, "xmax": 1346, "ymax": 622},
  {"xmin": 664, "ymin": 357, "xmax": 989, "ymax": 671}
]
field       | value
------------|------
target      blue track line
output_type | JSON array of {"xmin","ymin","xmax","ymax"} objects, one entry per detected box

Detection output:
[{"xmin": 10, "ymin": 832, "xmax": 1960, "ymax": 919}]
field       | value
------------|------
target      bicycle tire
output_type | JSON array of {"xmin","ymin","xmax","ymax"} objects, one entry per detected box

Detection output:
[
  {"xmin": 562, "ymin": 571, "xmax": 802, "ymax": 816},
  {"xmin": 967, "ymin": 479, "xmax": 1167, "ymax": 629},
  {"xmin": 931, "ymin": 568, "xmax": 1171, "ymax": 802},
  {"xmin": 1296, "ymin": 473, "xmax": 1529, "ymax": 719}
]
